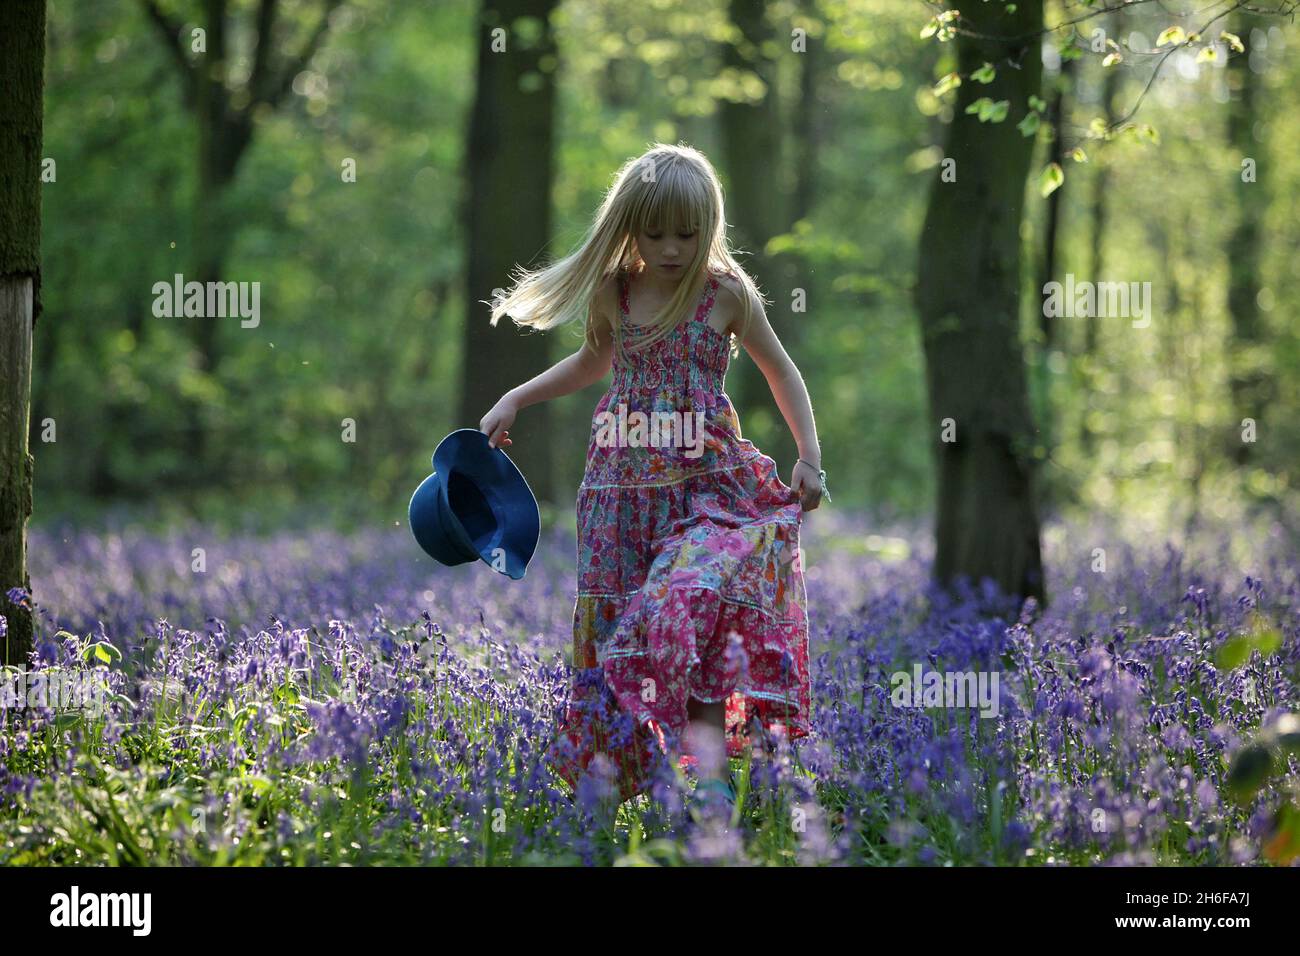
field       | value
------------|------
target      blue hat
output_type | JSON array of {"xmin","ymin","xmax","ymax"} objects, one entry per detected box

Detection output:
[{"xmin": 408, "ymin": 428, "xmax": 540, "ymax": 580}]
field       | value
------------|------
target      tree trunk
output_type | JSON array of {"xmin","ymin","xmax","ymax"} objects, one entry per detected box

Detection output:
[
  {"xmin": 1225, "ymin": 13, "xmax": 1272, "ymax": 465},
  {"xmin": 0, "ymin": 0, "xmax": 46, "ymax": 664},
  {"xmin": 1030, "ymin": 55, "xmax": 1074, "ymax": 496},
  {"xmin": 458, "ymin": 0, "xmax": 558, "ymax": 504},
  {"xmin": 913, "ymin": 0, "xmax": 1046, "ymax": 608},
  {"xmin": 1037, "ymin": 56, "xmax": 1074, "ymax": 353},
  {"xmin": 720, "ymin": 0, "xmax": 798, "ymax": 475},
  {"xmin": 1079, "ymin": 50, "xmax": 1119, "ymax": 454},
  {"xmin": 783, "ymin": 0, "xmax": 828, "ymax": 438}
]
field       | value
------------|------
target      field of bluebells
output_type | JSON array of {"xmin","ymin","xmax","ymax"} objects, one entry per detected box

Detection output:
[{"xmin": 2, "ymin": 505, "xmax": 1298, "ymax": 866}]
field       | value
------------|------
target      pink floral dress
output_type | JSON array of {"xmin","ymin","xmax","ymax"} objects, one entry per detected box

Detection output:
[{"xmin": 547, "ymin": 264, "xmax": 811, "ymax": 803}]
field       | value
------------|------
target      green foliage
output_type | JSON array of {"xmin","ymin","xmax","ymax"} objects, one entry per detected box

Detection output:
[
  {"xmin": 965, "ymin": 97, "xmax": 1009, "ymax": 123},
  {"xmin": 27, "ymin": 0, "xmax": 1300, "ymax": 529}
]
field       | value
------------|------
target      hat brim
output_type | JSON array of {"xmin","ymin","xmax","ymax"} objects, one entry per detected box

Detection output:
[
  {"xmin": 428, "ymin": 429, "xmax": 541, "ymax": 580},
  {"xmin": 408, "ymin": 471, "xmax": 480, "ymax": 568}
]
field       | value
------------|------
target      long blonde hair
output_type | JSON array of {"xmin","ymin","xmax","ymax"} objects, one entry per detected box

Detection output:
[{"xmin": 485, "ymin": 142, "xmax": 764, "ymax": 358}]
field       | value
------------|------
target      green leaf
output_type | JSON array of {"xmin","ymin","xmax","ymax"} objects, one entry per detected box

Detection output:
[
  {"xmin": 1221, "ymin": 30, "xmax": 1245, "ymax": 53},
  {"xmin": 1157, "ymin": 26, "xmax": 1187, "ymax": 47},
  {"xmin": 1016, "ymin": 111, "xmax": 1041, "ymax": 137},
  {"xmin": 1028, "ymin": 94, "xmax": 1047, "ymax": 112},
  {"xmin": 965, "ymin": 98, "xmax": 1009, "ymax": 123},
  {"xmin": 1068, "ymin": 146, "xmax": 1088, "ymax": 163},
  {"xmin": 1038, "ymin": 162, "xmax": 1064, "ymax": 197},
  {"xmin": 1216, "ymin": 636, "xmax": 1251, "ymax": 670},
  {"xmin": 1102, "ymin": 51, "xmax": 1122, "ymax": 67},
  {"xmin": 94, "ymin": 644, "xmax": 112, "ymax": 664},
  {"xmin": 971, "ymin": 62, "xmax": 996, "ymax": 84},
  {"xmin": 920, "ymin": 19, "xmax": 939, "ymax": 39},
  {"xmin": 933, "ymin": 72, "xmax": 962, "ymax": 97},
  {"xmin": 1196, "ymin": 45, "xmax": 1219, "ymax": 64},
  {"xmin": 1225, "ymin": 742, "xmax": 1275, "ymax": 802}
]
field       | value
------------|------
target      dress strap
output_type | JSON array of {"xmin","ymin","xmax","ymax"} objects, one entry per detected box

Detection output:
[
  {"xmin": 692, "ymin": 273, "xmax": 721, "ymax": 328},
  {"xmin": 613, "ymin": 269, "xmax": 629, "ymax": 362}
]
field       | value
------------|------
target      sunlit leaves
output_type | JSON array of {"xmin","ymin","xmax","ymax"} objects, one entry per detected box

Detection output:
[
  {"xmin": 1130, "ymin": 123, "xmax": 1160, "ymax": 145},
  {"xmin": 932, "ymin": 72, "xmax": 961, "ymax": 97},
  {"xmin": 1221, "ymin": 30, "xmax": 1245, "ymax": 54},
  {"xmin": 919, "ymin": 9, "xmax": 960, "ymax": 42},
  {"xmin": 970, "ymin": 61, "xmax": 995, "ymax": 84},
  {"xmin": 964, "ymin": 97, "xmax": 1008, "ymax": 123},
  {"xmin": 1038, "ymin": 161, "xmax": 1064, "ymax": 197},
  {"xmin": 1018, "ymin": 94, "xmax": 1046, "ymax": 138},
  {"xmin": 1156, "ymin": 26, "xmax": 1187, "ymax": 47}
]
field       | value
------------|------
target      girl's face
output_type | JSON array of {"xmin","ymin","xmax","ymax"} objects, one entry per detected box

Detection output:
[{"xmin": 635, "ymin": 221, "xmax": 699, "ymax": 282}]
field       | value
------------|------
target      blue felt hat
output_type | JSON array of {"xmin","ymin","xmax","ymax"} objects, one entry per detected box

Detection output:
[{"xmin": 408, "ymin": 429, "xmax": 540, "ymax": 580}]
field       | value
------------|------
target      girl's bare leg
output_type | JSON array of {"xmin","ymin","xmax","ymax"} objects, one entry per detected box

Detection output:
[{"xmin": 685, "ymin": 698, "xmax": 727, "ymax": 783}]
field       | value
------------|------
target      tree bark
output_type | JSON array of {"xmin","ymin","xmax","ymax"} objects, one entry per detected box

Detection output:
[
  {"xmin": 458, "ymin": 0, "xmax": 558, "ymax": 504},
  {"xmin": 720, "ymin": 0, "xmax": 798, "ymax": 474},
  {"xmin": 0, "ymin": 0, "xmax": 46, "ymax": 664},
  {"xmin": 1079, "ymin": 37, "xmax": 1119, "ymax": 455},
  {"xmin": 913, "ymin": 0, "xmax": 1047, "ymax": 608},
  {"xmin": 1225, "ymin": 13, "xmax": 1272, "ymax": 465}
]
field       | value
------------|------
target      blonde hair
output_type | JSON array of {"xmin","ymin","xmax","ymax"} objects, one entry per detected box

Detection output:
[{"xmin": 485, "ymin": 142, "xmax": 764, "ymax": 358}]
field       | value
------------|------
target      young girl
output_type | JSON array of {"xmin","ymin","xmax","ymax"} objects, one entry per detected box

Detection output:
[{"xmin": 479, "ymin": 143, "xmax": 825, "ymax": 815}]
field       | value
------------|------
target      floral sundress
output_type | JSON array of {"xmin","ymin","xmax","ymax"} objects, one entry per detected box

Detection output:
[{"xmin": 547, "ymin": 263, "xmax": 811, "ymax": 803}]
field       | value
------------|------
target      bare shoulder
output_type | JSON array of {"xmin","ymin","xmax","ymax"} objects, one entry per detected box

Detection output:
[
  {"xmin": 589, "ymin": 272, "xmax": 620, "ymax": 333},
  {"xmin": 712, "ymin": 270, "xmax": 758, "ymax": 338}
]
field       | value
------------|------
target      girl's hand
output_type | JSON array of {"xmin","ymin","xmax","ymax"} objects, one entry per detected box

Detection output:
[
  {"xmin": 479, "ymin": 396, "xmax": 518, "ymax": 449},
  {"xmin": 791, "ymin": 459, "xmax": 823, "ymax": 512}
]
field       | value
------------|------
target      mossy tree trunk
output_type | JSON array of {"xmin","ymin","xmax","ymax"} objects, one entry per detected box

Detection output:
[
  {"xmin": 0, "ymin": 0, "xmax": 46, "ymax": 664},
  {"xmin": 914, "ymin": 0, "xmax": 1047, "ymax": 608}
]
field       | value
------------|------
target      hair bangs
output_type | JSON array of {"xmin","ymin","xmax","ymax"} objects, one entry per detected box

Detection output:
[{"xmin": 631, "ymin": 164, "xmax": 708, "ymax": 236}]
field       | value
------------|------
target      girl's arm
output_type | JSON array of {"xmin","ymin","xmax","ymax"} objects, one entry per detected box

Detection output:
[
  {"xmin": 480, "ymin": 283, "xmax": 616, "ymax": 449},
  {"xmin": 724, "ymin": 281, "xmax": 824, "ymax": 509}
]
